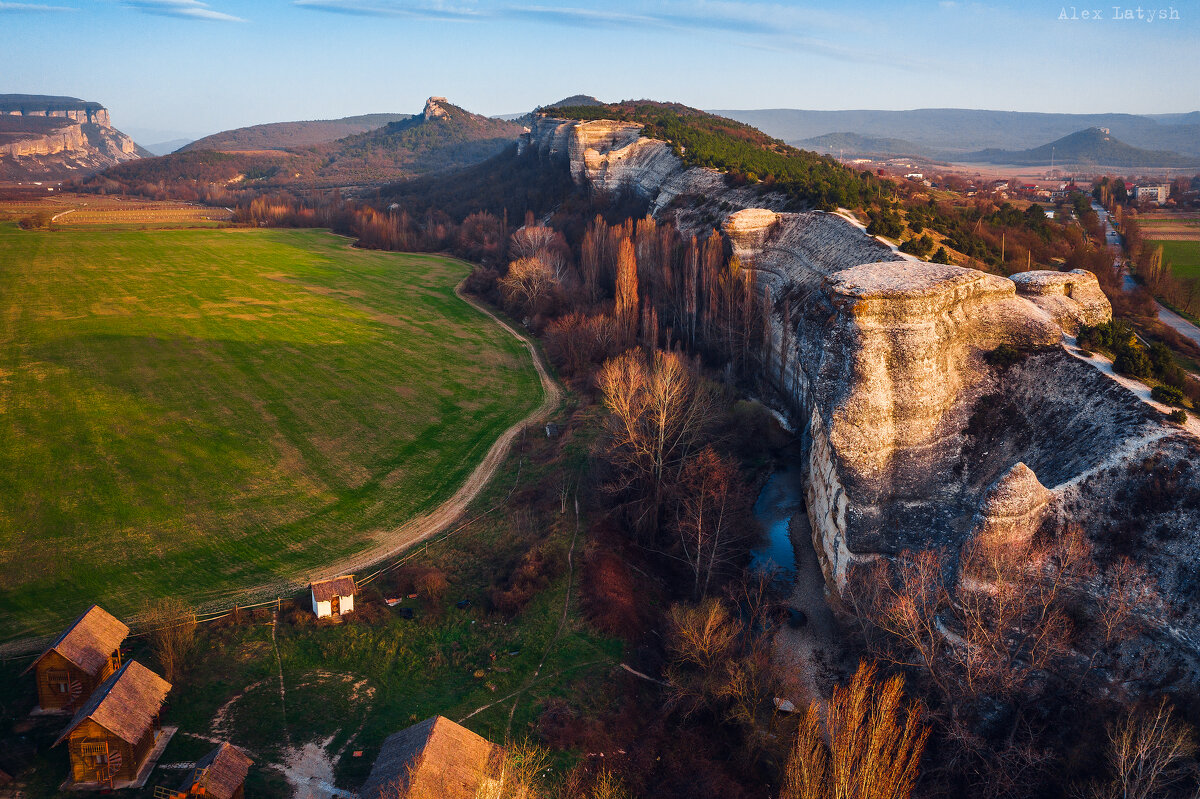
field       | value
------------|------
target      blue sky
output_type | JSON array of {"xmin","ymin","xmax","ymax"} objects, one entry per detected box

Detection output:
[{"xmin": 3, "ymin": 0, "xmax": 1198, "ymax": 142}]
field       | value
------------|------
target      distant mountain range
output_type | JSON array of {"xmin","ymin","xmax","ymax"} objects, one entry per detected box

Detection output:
[
  {"xmin": 712, "ymin": 107, "xmax": 1200, "ymax": 162},
  {"xmin": 181, "ymin": 113, "xmax": 411, "ymax": 154},
  {"xmin": 88, "ymin": 96, "xmax": 526, "ymax": 191},
  {"xmin": 962, "ymin": 127, "xmax": 1196, "ymax": 168}
]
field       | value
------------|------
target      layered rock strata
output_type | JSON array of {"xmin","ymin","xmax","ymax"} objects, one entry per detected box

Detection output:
[{"xmin": 522, "ymin": 115, "xmax": 1200, "ymax": 633}]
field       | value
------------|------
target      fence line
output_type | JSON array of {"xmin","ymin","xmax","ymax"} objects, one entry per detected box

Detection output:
[{"xmin": 1, "ymin": 450, "xmax": 531, "ymax": 660}]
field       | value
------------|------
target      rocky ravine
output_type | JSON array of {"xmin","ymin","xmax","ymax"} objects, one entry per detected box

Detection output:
[
  {"xmin": 0, "ymin": 94, "xmax": 143, "ymax": 180},
  {"xmin": 523, "ymin": 116, "xmax": 1200, "ymax": 659}
]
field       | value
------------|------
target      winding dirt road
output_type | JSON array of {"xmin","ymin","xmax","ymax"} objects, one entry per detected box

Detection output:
[{"xmin": 0, "ymin": 277, "xmax": 561, "ymax": 655}]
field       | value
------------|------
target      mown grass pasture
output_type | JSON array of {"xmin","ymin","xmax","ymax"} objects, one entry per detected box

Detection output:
[
  {"xmin": 0, "ymin": 223, "xmax": 541, "ymax": 639},
  {"xmin": 1151, "ymin": 238, "xmax": 1200, "ymax": 281}
]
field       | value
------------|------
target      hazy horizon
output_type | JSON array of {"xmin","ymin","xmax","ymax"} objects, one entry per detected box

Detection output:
[{"xmin": 3, "ymin": 0, "xmax": 1199, "ymax": 140}]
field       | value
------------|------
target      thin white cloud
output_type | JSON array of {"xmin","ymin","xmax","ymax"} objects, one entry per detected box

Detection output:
[
  {"xmin": 291, "ymin": 0, "xmax": 479, "ymax": 19},
  {"xmin": 290, "ymin": 0, "xmax": 916, "ymax": 69},
  {"xmin": 0, "ymin": 1, "xmax": 75, "ymax": 9},
  {"xmin": 122, "ymin": 0, "xmax": 244, "ymax": 21}
]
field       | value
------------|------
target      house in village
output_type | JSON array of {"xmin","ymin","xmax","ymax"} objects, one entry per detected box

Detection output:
[
  {"xmin": 155, "ymin": 743, "xmax": 252, "ymax": 799},
  {"xmin": 360, "ymin": 716, "xmax": 504, "ymax": 799},
  {"xmin": 24, "ymin": 605, "xmax": 128, "ymax": 712},
  {"xmin": 54, "ymin": 660, "xmax": 172, "ymax": 789},
  {"xmin": 310, "ymin": 575, "xmax": 356, "ymax": 618}
]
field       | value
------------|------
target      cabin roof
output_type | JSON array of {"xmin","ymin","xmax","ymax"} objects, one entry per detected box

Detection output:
[
  {"xmin": 24, "ymin": 605, "xmax": 128, "ymax": 677},
  {"xmin": 182, "ymin": 743, "xmax": 252, "ymax": 799},
  {"xmin": 310, "ymin": 575, "xmax": 356, "ymax": 602},
  {"xmin": 54, "ymin": 660, "xmax": 171, "ymax": 747},
  {"xmin": 360, "ymin": 716, "xmax": 502, "ymax": 799}
]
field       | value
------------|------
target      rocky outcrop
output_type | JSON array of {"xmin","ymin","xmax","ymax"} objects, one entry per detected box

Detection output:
[
  {"xmin": 0, "ymin": 94, "xmax": 142, "ymax": 179},
  {"xmin": 1011, "ymin": 269, "xmax": 1112, "ymax": 332},
  {"xmin": 525, "ymin": 112, "xmax": 1200, "ymax": 646},
  {"xmin": 967, "ymin": 462, "xmax": 1053, "ymax": 552}
]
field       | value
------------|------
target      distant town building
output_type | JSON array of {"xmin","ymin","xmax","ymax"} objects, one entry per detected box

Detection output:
[
  {"xmin": 904, "ymin": 172, "xmax": 924, "ymax": 180},
  {"xmin": 1136, "ymin": 185, "xmax": 1169, "ymax": 204},
  {"xmin": 25, "ymin": 605, "xmax": 128, "ymax": 712},
  {"xmin": 54, "ymin": 660, "xmax": 172, "ymax": 789},
  {"xmin": 361, "ymin": 716, "xmax": 503, "ymax": 799},
  {"xmin": 310, "ymin": 575, "xmax": 356, "ymax": 618}
]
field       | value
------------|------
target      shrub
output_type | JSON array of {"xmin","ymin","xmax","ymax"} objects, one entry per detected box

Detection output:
[
  {"xmin": 1114, "ymin": 346, "xmax": 1153, "ymax": 379},
  {"xmin": 490, "ymin": 545, "xmax": 561, "ymax": 616},
  {"xmin": 984, "ymin": 344, "xmax": 1022, "ymax": 369},
  {"xmin": 1152, "ymin": 385, "xmax": 1185, "ymax": 406},
  {"xmin": 1168, "ymin": 409, "xmax": 1189, "ymax": 424}
]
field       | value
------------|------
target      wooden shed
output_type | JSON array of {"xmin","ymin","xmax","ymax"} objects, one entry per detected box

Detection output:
[
  {"xmin": 24, "ymin": 604, "xmax": 128, "ymax": 712},
  {"xmin": 156, "ymin": 743, "xmax": 252, "ymax": 799},
  {"xmin": 54, "ymin": 660, "xmax": 171, "ymax": 789},
  {"xmin": 310, "ymin": 575, "xmax": 356, "ymax": 618},
  {"xmin": 360, "ymin": 716, "xmax": 503, "ymax": 799}
]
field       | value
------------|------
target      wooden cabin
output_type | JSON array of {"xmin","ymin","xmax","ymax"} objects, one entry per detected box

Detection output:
[
  {"xmin": 156, "ymin": 743, "xmax": 252, "ymax": 799},
  {"xmin": 54, "ymin": 660, "xmax": 171, "ymax": 789},
  {"xmin": 310, "ymin": 575, "xmax": 356, "ymax": 619},
  {"xmin": 360, "ymin": 716, "xmax": 503, "ymax": 799},
  {"xmin": 24, "ymin": 604, "xmax": 128, "ymax": 712}
]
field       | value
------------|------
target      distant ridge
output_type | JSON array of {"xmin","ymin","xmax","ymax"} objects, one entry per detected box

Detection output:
[
  {"xmin": 797, "ymin": 131, "xmax": 931, "ymax": 158},
  {"xmin": 181, "ymin": 113, "xmax": 412, "ymax": 153},
  {"xmin": 711, "ymin": 107, "xmax": 1200, "ymax": 160},
  {"xmin": 962, "ymin": 127, "xmax": 1197, "ymax": 168},
  {"xmin": 92, "ymin": 96, "xmax": 526, "ymax": 190}
]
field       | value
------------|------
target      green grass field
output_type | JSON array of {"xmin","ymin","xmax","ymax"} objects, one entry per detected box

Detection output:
[
  {"xmin": 1151, "ymin": 238, "xmax": 1200, "ymax": 281},
  {"xmin": 0, "ymin": 223, "xmax": 541, "ymax": 640}
]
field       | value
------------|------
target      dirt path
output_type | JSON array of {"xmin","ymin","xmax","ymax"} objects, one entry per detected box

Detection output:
[
  {"xmin": 773, "ymin": 506, "xmax": 841, "ymax": 704},
  {"xmin": 309, "ymin": 284, "xmax": 562, "ymax": 581},
  {"xmin": 0, "ymin": 277, "xmax": 562, "ymax": 656}
]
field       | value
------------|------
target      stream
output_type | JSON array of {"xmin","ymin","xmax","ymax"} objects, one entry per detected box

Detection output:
[{"xmin": 750, "ymin": 458, "xmax": 841, "ymax": 702}]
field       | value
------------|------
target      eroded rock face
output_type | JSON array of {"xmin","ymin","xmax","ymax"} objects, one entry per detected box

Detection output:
[
  {"xmin": 0, "ymin": 95, "xmax": 141, "ymax": 179},
  {"xmin": 525, "ymin": 115, "xmax": 1200, "ymax": 639},
  {"xmin": 968, "ymin": 462, "xmax": 1053, "ymax": 551},
  {"xmin": 1011, "ymin": 269, "xmax": 1112, "ymax": 332}
]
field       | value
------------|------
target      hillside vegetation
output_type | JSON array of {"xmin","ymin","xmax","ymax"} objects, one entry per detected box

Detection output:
[
  {"xmin": 181, "ymin": 113, "xmax": 411, "ymax": 153},
  {"xmin": 547, "ymin": 100, "xmax": 888, "ymax": 209},
  {"xmin": 0, "ymin": 224, "xmax": 541, "ymax": 638},
  {"xmin": 964, "ymin": 127, "xmax": 1196, "ymax": 167}
]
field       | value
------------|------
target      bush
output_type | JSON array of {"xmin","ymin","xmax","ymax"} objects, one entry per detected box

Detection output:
[
  {"xmin": 1114, "ymin": 346, "xmax": 1153, "ymax": 379},
  {"xmin": 1168, "ymin": 409, "xmax": 1189, "ymax": 424},
  {"xmin": 984, "ymin": 344, "xmax": 1022, "ymax": 369},
  {"xmin": 1151, "ymin": 385, "xmax": 1185, "ymax": 406}
]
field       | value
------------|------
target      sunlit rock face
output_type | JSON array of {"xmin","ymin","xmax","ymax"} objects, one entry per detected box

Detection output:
[
  {"xmin": 968, "ymin": 462, "xmax": 1053, "ymax": 552},
  {"xmin": 524, "ymin": 115, "xmax": 1200, "ymax": 625},
  {"xmin": 1011, "ymin": 269, "xmax": 1112, "ymax": 332},
  {"xmin": 0, "ymin": 97, "xmax": 141, "ymax": 174}
]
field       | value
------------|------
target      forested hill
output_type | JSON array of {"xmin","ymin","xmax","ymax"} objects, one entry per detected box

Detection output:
[
  {"xmin": 545, "ymin": 100, "xmax": 889, "ymax": 210},
  {"xmin": 181, "ymin": 113, "xmax": 411, "ymax": 152},
  {"xmin": 962, "ymin": 127, "xmax": 1197, "ymax": 168}
]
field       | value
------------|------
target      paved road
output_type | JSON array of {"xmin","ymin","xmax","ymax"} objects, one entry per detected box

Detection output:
[{"xmin": 1098, "ymin": 202, "xmax": 1200, "ymax": 348}]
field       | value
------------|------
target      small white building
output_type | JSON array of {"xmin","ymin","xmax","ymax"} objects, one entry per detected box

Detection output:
[
  {"xmin": 1136, "ymin": 185, "xmax": 1169, "ymax": 205},
  {"xmin": 310, "ymin": 575, "xmax": 356, "ymax": 618}
]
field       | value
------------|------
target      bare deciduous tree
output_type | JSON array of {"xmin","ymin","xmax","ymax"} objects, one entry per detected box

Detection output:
[
  {"xmin": 143, "ymin": 596, "xmax": 196, "ymax": 683},
  {"xmin": 1081, "ymin": 699, "xmax": 1197, "ymax": 799},
  {"xmin": 597, "ymin": 349, "xmax": 717, "ymax": 534},
  {"xmin": 782, "ymin": 660, "xmax": 929, "ymax": 799},
  {"xmin": 499, "ymin": 256, "xmax": 557, "ymax": 317}
]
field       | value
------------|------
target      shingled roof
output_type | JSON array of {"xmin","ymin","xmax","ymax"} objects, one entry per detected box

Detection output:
[
  {"xmin": 360, "ymin": 717, "xmax": 502, "ymax": 799},
  {"xmin": 54, "ymin": 660, "xmax": 171, "ymax": 747},
  {"xmin": 182, "ymin": 743, "xmax": 252, "ymax": 799},
  {"xmin": 24, "ymin": 605, "xmax": 128, "ymax": 677},
  {"xmin": 310, "ymin": 576, "xmax": 356, "ymax": 603}
]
